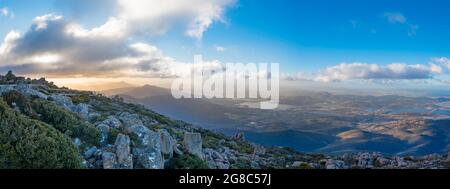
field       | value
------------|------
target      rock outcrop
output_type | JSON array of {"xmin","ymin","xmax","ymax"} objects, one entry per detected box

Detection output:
[
  {"xmin": 159, "ymin": 129, "xmax": 175, "ymax": 159},
  {"xmin": 114, "ymin": 134, "xmax": 133, "ymax": 169},
  {"xmin": 183, "ymin": 132, "xmax": 203, "ymax": 159},
  {"xmin": 128, "ymin": 125, "xmax": 164, "ymax": 169}
]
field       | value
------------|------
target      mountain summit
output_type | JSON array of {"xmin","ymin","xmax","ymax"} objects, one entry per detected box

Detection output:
[{"xmin": 0, "ymin": 71, "xmax": 449, "ymax": 169}]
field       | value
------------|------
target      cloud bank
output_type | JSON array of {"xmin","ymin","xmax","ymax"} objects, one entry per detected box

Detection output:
[{"xmin": 0, "ymin": 0, "xmax": 237, "ymax": 77}]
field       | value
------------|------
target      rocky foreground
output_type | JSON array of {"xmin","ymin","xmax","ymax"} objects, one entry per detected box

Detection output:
[{"xmin": 1, "ymin": 71, "xmax": 449, "ymax": 169}]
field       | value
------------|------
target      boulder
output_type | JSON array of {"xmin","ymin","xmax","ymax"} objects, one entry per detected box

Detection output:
[
  {"xmin": 292, "ymin": 161, "xmax": 304, "ymax": 167},
  {"xmin": 159, "ymin": 129, "xmax": 175, "ymax": 158},
  {"xmin": 16, "ymin": 84, "xmax": 48, "ymax": 99},
  {"xmin": 375, "ymin": 156, "xmax": 392, "ymax": 167},
  {"xmin": 84, "ymin": 146, "xmax": 98, "ymax": 159},
  {"xmin": 71, "ymin": 103, "xmax": 89, "ymax": 119},
  {"xmin": 49, "ymin": 94, "xmax": 74, "ymax": 109},
  {"xmin": 357, "ymin": 152, "xmax": 374, "ymax": 169},
  {"xmin": 102, "ymin": 152, "xmax": 117, "ymax": 169},
  {"xmin": 96, "ymin": 124, "xmax": 110, "ymax": 146},
  {"xmin": 132, "ymin": 147, "xmax": 164, "ymax": 169},
  {"xmin": 183, "ymin": 132, "xmax": 203, "ymax": 158},
  {"xmin": 128, "ymin": 125, "xmax": 161, "ymax": 147},
  {"xmin": 117, "ymin": 112, "xmax": 143, "ymax": 128},
  {"xmin": 127, "ymin": 125, "xmax": 164, "ymax": 169},
  {"xmin": 114, "ymin": 134, "xmax": 133, "ymax": 169},
  {"xmin": 102, "ymin": 116, "xmax": 122, "ymax": 129},
  {"xmin": 325, "ymin": 159, "xmax": 347, "ymax": 169}
]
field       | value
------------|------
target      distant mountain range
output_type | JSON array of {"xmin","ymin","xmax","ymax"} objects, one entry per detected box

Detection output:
[{"xmin": 102, "ymin": 84, "xmax": 450, "ymax": 156}]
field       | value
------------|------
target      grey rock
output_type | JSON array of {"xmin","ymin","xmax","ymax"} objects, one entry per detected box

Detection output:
[
  {"xmin": 375, "ymin": 157, "xmax": 392, "ymax": 167},
  {"xmin": 117, "ymin": 112, "xmax": 143, "ymax": 128},
  {"xmin": 183, "ymin": 132, "xmax": 203, "ymax": 159},
  {"xmin": 128, "ymin": 125, "xmax": 161, "ymax": 149},
  {"xmin": 102, "ymin": 152, "xmax": 117, "ymax": 169},
  {"xmin": 84, "ymin": 146, "xmax": 98, "ymax": 159},
  {"xmin": 49, "ymin": 94, "xmax": 74, "ymax": 109},
  {"xmin": 203, "ymin": 148, "xmax": 230, "ymax": 169},
  {"xmin": 16, "ymin": 84, "xmax": 48, "ymax": 99},
  {"xmin": 0, "ymin": 84, "xmax": 48, "ymax": 99},
  {"xmin": 127, "ymin": 125, "xmax": 164, "ymax": 169},
  {"xmin": 71, "ymin": 103, "xmax": 89, "ymax": 119},
  {"xmin": 292, "ymin": 161, "xmax": 304, "ymax": 167},
  {"xmin": 114, "ymin": 134, "xmax": 133, "ymax": 169},
  {"xmin": 102, "ymin": 116, "xmax": 122, "ymax": 129},
  {"xmin": 357, "ymin": 152, "xmax": 374, "ymax": 168},
  {"xmin": 159, "ymin": 129, "xmax": 175, "ymax": 158},
  {"xmin": 73, "ymin": 138, "xmax": 81, "ymax": 148},
  {"xmin": 96, "ymin": 124, "xmax": 110, "ymax": 146},
  {"xmin": 325, "ymin": 159, "xmax": 347, "ymax": 169},
  {"xmin": 132, "ymin": 147, "xmax": 164, "ymax": 169},
  {"xmin": 49, "ymin": 94, "xmax": 90, "ymax": 119}
]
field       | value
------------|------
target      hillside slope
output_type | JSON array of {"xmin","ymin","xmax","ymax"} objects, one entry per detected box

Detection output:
[{"xmin": 0, "ymin": 71, "xmax": 449, "ymax": 169}]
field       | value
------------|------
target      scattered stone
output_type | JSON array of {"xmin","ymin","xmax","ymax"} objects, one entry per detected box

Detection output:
[
  {"xmin": 203, "ymin": 148, "xmax": 230, "ymax": 169},
  {"xmin": 84, "ymin": 146, "xmax": 98, "ymax": 159}
]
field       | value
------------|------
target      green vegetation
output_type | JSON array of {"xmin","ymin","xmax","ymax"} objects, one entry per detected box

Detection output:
[
  {"xmin": 108, "ymin": 128, "xmax": 120, "ymax": 145},
  {"xmin": 227, "ymin": 141, "xmax": 255, "ymax": 154},
  {"xmin": 2, "ymin": 90, "xmax": 36, "ymax": 117},
  {"xmin": 167, "ymin": 154, "xmax": 209, "ymax": 169},
  {"xmin": 70, "ymin": 94, "xmax": 91, "ymax": 104},
  {"xmin": 297, "ymin": 162, "xmax": 314, "ymax": 169},
  {"xmin": 0, "ymin": 99, "xmax": 83, "ymax": 169},
  {"xmin": 31, "ymin": 99, "xmax": 100, "ymax": 146}
]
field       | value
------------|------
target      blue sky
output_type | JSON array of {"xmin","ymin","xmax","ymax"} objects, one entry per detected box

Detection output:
[{"xmin": 1, "ymin": 0, "xmax": 450, "ymax": 84}]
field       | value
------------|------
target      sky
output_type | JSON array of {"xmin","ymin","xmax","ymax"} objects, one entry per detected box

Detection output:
[{"xmin": 1, "ymin": 0, "xmax": 450, "ymax": 89}]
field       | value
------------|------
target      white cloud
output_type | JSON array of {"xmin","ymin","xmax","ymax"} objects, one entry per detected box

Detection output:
[
  {"xmin": 384, "ymin": 12, "xmax": 407, "ymax": 24},
  {"xmin": 431, "ymin": 57, "xmax": 450, "ymax": 70},
  {"xmin": 115, "ymin": 0, "xmax": 236, "ymax": 39},
  {"xmin": 0, "ymin": 14, "xmax": 231, "ymax": 78},
  {"xmin": 314, "ymin": 62, "xmax": 441, "ymax": 82},
  {"xmin": 214, "ymin": 45, "xmax": 227, "ymax": 52},
  {"xmin": 383, "ymin": 12, "xmax": 419, "ymax": 37},
  {"xmin": 0, "ymin": 0, "xmax": 238, "ymax": 77},
  {"xmin": 0, "ymin": 7, "xmax": 14, "ymax": 18},
  {"xmin": 282, "ymin": 72, "xmax": 314, "ymax": 81},
  {"xmin": 0, "ymin": 14, "xmax": 176, "ymax": 77}
]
